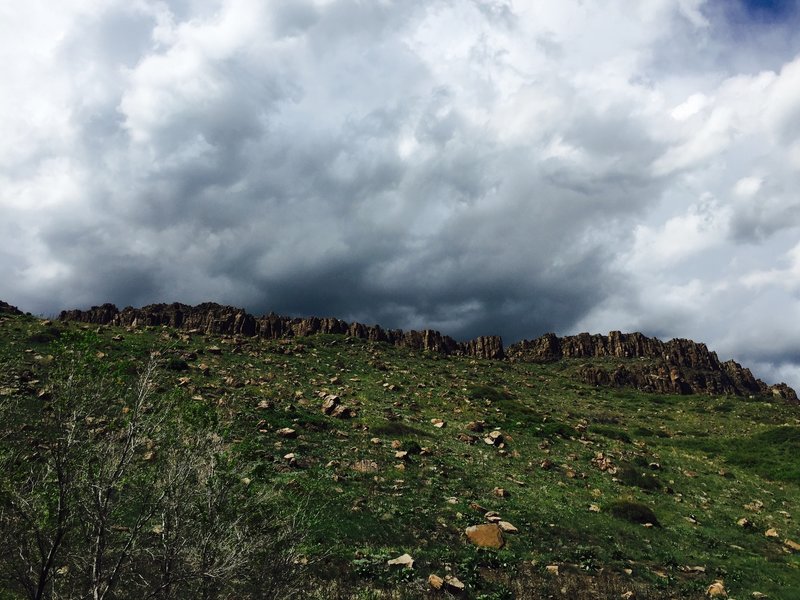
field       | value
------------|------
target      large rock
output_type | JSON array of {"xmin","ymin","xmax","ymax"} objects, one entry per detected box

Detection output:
[
  {"xmin": 465, "ymin": 523, "xmax": 505, "ymax": 549},
  {"xmin": 0, "ymin": 301, "xmax": 22, "ymax": 315}
]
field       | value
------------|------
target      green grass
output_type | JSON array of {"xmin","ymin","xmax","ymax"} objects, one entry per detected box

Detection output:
[{"xmin": 0, "ymin": 313, "xmax": 798, "ymax": 599}]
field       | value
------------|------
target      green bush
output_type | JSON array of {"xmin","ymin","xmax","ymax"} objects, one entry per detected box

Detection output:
[
  {"xmin": 617, "ymin": 464, "xmax": 661, "ymax": 491},
  {"xmin": 588, "ymin": 425, "xmax": 631, "ymax": 443},
  {"xmin": 537, "ymin": 421, "xmax": 577, "ymax": 439},
  {"xmin": 609, "ymin": 500, "xmax": 660, "ymax": 526}
]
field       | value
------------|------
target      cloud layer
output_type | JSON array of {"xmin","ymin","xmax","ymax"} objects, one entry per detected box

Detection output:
[{"xmin": 2, "ymin": 0, "xmax": 800, "ymax": 387}]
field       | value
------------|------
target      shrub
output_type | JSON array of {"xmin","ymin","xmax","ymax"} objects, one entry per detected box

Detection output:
[
  {"xmin": 166, "ymin": 357, "xmax": 190, "ymax": 371},
  {"xmin": 468, "ymin": 385, "xmax": 511, "ymax": 403},
  {"xmin": 617, "ymin": 464, "xmax": 661, "ymax": 491},
  {"xmin": 588, "ymin": 425, "xmax": 631, "ymax": 443},
  {"xmin": 609, "ymin": 501, "xmax": 660, "ymax": 526},
  {"xmin": 537, "ymin": 421, "xmax": 577, "ymax": 439}
]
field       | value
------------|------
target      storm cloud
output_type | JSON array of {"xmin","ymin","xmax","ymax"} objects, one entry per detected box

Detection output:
[{"xmin": 2, "ymin": 0, "xmax": 800, "ymax": 387}]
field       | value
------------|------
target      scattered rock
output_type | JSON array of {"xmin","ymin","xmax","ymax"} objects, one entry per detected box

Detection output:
[
  {"xmin": 680, "ymin": 566, "xmax": 706, "ymax": 574},
  {"xmin": 387, "ymin": 553, "xmax": 414, "ymax": 569},
  {"xmin": 589, "ymin": 504, "xmax": 601, "ymax": 513},
  {"xmin": 276, "ymin": 427, "xmax": 297, "ymax": 439},
  {"xmin": 321, "ymin": 395, "xmax": 340, "ymax": 415},
  {"xmin": 765, "ymin": 528, "xmax": 779, "ymax": 538},
  {"xmin": 706, "ymin": 580, "xmax": 727, "ymax": 598},
  {"xmin": 484, "ymin": 430, "xmax": 505, "ymax": 446},
  {"xmin": 545, "ymin": 565, "xmax": 559, "ymax": 576},
  {"xmin": 444, "ymin": 575, "xmax": 465, "ymax": 593},
  {"xmin": 784, "ymin": 539, "xmax": 800, "ymax": 552},
  {"xmin": 498, "ymin": 521, "xmax": 518, "ymax": 533},
  {"xmin": 320, "ymin": 394, "xmax": 357, "ymax": 418},
  {"xmin": 428, "ymin": 574, "xmax": 444, "ymax": 590},
  {"xmin": 352, "ymin": 460, "xmax": 379, "ymax": 473},
  {"xmin": 493, "ymin": 487, "xmax": 509, "ymax": 498},
  {"xmin": 737, "ymin": 517, "xmax": 753, "ymax": 528},
  {"xmin": 431, "ymin": 418, "xmax": 446, "ymax": 428},
  {"xmin": 465, "ymin": 523, "xmax": 505, "ymax": 549}
]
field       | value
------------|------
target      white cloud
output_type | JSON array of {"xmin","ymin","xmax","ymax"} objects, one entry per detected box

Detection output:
[
  {"xmin": 733, "ymin": 176, "xmax": 763, "ymax": 197},
  {"xmin": 624, "ymin": 194, "xmax": 730, "ymax": 270}
]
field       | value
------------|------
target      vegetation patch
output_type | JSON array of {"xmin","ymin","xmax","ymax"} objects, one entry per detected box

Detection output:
[
  {"xmin": 536, "ymin": 421, "xmax": 578, "ymax": 439},
  {"xmin": 609, "ymin": 500, "xmax": 660, "ymax": 526},
  {"xmin": 588, "ymin": 424, "xmax": 632, "ymax": 443},
  {"xmin": 617, "ymin": 464, "xmax": 661, "ymax": 491}
]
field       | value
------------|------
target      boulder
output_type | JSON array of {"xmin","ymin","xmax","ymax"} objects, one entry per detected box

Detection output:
[
  {"xmin": 387, "ymin": 553, "xmax": 414, "ymax": 569},
  {"xmin": 465, "ymin": 523, "xmax": 505, "ymax": 549},
  {"xmin": 706, "ymin": 580, "xmax": 727, "ymax": 598}
]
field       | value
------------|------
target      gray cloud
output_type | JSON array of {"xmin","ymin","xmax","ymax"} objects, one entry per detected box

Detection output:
[{"xmin": 3, "ymin": 0, "xmax": 800, "ymax": 388}]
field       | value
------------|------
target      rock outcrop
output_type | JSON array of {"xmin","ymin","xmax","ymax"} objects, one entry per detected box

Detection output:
[
  {"xmin": 58, "ymin": 302, "xmax": 504, "ymax": 360},
  {"xmin": 507, "ymin": 331, "xmax": 796, "ymax": 400},
  {"xmin": 56, "ymin": 302, "xmax": 796, "ymax": 401},
  {"xmin": 0, "ymin": 301, "xmax": 22, "ymax": 315}
]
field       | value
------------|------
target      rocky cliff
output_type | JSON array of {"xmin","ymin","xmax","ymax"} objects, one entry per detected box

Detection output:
[
  {"xmin": 0, "ymin": 301, "xmax": 22, "ymax": 315},
  {"xmin": 58, "ymin": 302, "xmax": 505, "ymax": 360},
  {"xmin": 55, "ymin": 302, "xmax": 796, "ymax": 401},
  {"xmin": 506, "ymin": 331, "xmax": 797, "ymax": 401}
]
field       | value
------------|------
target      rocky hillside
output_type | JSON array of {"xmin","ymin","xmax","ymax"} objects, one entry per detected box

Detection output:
[
  {"xmin": 59, "ymin": 302, "xmax": 504, "ymax": 359},
  {"xmin": 0, "ymin": 301, "xmax": 22, "ymax": 315},
  {"xmin": 507, "ymin": 331, "xmax": 797, "ymax": 401},
  {"xmin": 3, "ymin": 302, "xmax": 800, "ymax": 599},
  {"xmin": 58, "ymin": 302, "xmax": 796, "ymax": 401}
]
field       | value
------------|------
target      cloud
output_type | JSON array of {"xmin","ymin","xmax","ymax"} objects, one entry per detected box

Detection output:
[{"xmin": 2, "ymin": 0, "xmax": 800, "ymax": 388}]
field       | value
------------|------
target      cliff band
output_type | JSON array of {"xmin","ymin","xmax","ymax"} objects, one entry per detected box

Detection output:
[{"xmin": 58, "ymin": 302, "xmax": 796, "ymax": 402}]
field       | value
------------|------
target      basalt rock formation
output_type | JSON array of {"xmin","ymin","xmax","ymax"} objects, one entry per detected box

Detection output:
[
  {"xmin": 506, "ymin": 331, "xmax": 797, "ymax": 401},
  {"xmin": 56, "ymin": 302, "xmax": 795, "ymax": 401},
  {"xmin": 58, "ymin": 302, "xmax": 504, "ymax": 360},
  {"xmin": 0, "ymin": 301, "xmax": 22, "ymax": 315}
]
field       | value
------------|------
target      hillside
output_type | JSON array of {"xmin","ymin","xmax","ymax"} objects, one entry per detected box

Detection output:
[{"xmin": 1, "ymin": 301, "xmax": 799, "ymax": 599}]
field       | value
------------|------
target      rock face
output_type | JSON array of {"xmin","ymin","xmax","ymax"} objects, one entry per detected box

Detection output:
[
  {"xmin": 58, "ymin": 302, "xmax": 503, "ymax": 359},
  {"xmin": 0, "ymin": 301, "xmax": 22, "ymax": 315},
  {"xmin": 507, "ymin": 331, "xmax": 796, "ymax": 400},
  {"xmin": 57, "ymin": 302, "xmax": 796, "ymax": 401}
]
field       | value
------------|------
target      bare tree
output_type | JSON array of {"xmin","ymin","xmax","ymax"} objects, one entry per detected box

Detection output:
[
  {"xmin": 0, "ymin": 364, "xmax": 84, "ymax": 600},
  {"xmin": 1, "ymin": 350, "xmax": 317, "ymax": 600}
]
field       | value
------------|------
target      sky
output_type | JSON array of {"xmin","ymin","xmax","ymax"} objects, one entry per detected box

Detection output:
[{"xmin": 2, "ymin": 0, "xmax": 800, "ymax": 388}]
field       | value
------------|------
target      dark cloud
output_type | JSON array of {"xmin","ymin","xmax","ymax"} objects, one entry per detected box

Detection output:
[{"xmin": 2, "ymin": 0, "xmax": 800, "ymax": 389}]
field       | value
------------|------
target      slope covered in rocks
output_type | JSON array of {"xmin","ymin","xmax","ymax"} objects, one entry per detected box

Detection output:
[
  {"xmin": 60, "ymin": 302, "xmax": 796, "ymax": 400},
  {"xmin": 1, "ymin": 302, "xmax": 799, "ymax": 598}
]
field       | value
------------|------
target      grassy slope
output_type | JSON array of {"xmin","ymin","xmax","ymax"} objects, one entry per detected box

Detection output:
[{"xmin": 1, "ymin": 313, "xmax": 799, "ymax": 599}]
